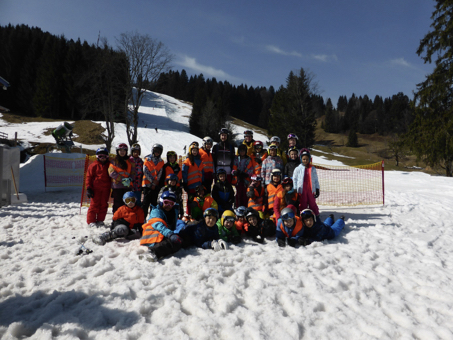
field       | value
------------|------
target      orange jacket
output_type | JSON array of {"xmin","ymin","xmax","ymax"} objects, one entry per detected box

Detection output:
[
  {"xmin": 247, "ymin": 186, "xmax": 265, "ymax": 211},
  {"xmin": 140, "ymin": 217, "xmax": 166, "ymax": 246},
  {"xmin": 113, "ymin": 205, "xmax": 145, "ymax": 229},
  {"xmin": 252, "ymin": 151, "xmax": 268, "ymax": 175},
  {"xmin": 274, "ymin": 190, "xmax": 299, "ymax": 220},
  {"xmin": 265, "ymin": 183, "xmax": 282, "ymax": 211},
  {"xmin": 199, "ymin": 148, "xmax": 214, "ymax": 174},
  {"xmin": 278, "ymin": 216, "xmax": 303, "ymax": 238},
  {"xmin": 142, "ymin": 158, "xmax": 164, "ymax": 187}
]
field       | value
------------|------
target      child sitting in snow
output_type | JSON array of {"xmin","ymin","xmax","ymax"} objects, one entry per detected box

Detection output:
[
  {"xmin": 178, "ymin": 208, "xmax": 228, "ymax": 251},
  {"xmin": 92, "ymin": 191, "xmax": 145, "ymax": 245},
  {"xmin": 275, "ymin": 206, "xmax": 304, "ymax": 248},
  {"xmin": 299, "ymin": 209, "xmax": 345, "ymax": 246},
  {"xmin": 190, "ymin": 184, "xmax": 218, "ymax": 221},
  {"xmin": 217, "ymin": 210, "xmax": 241, "ymax": 245}
]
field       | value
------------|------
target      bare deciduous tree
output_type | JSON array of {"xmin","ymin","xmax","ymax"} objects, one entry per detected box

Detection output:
[{"xmin": 116, "ymin": 31, "xmax": 173, "ymax": 145}]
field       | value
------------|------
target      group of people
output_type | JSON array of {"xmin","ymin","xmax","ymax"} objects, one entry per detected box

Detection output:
[{"xmin": 85, "ymin": 128, "xmax": 346, "ymax": 261}]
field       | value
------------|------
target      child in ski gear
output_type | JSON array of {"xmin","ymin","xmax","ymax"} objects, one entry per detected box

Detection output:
[
  {"xmin": 158, "ymin": 174, "xmax": 184, "ymax": 219},
  {"xmin": 240, "ymin": 130, "xmax": 255, "ymax": 157},
  {"xmin": 264, "ymin": 168, "xmax": 283, "ymax": 220},
  {"xmin": 234, "ymin": 206, "xmax": 248, "ymax": 234},
  {"xmin": 142, "ymin": 143, "xmax": 165, "ymax": 218},
  {"xmin": 284, "ymin": 146, "xmax": 300, "ymax": 179},
  {"xmin": 299, "ymin": 209, "xmax": 345, "ymax": 246},
  {"xmin": 199, "ymin": 137, "xmax": 214, "ymax": 194},
  {"xmin": 179, "ymin": 208, "xmax": 228, "ymax": 251},
  {"xmin": 92, "ymin": 192, "xmax": 145, "ymax": 245},
  {"xmin": 86, "ymin": 147, "xmax": 111, "ymax": 227},
  {"xmin": 182, "ymin": 142, "xmax": 204, "ymax": 215},
  {"xmin": 286, "ymin": 133, "xmax": 302, "ymax": 155},
  {"xmin": 140, "ymin": 191, "xmax": 187, "ymax": 260},
  {"xmin": 190, "ymin": 185, "xmax": 218, "ymax": 221},
  {"xmin": 251, "ymin": 141, "xmax": 268, "ymax": 176},
  {"xmin": 246, "ymin": 175, "xmax": 266, "ymax": 219},
  {"xmin": 217, "ymin": 210, "xmax": 241, "ymax": 244},
  {"xmin": 232, "ymin": 144, "xmax": 254, "ymax": 208},
  {"xmin": 276, "ymin": 206, "xmax": 304, "ymax": 247},
  {"xmin": 274, "ymin": 177, "xmax": 299, "ymax": 220},
  {"xmin": 243, "ymin": 208, "xmax": 271, "ymax": 243},
  {"xmin": 159, "ymin": 150, "xmax": 182, "ymax": 188},
  {"xmin": 293, "ymin": 148, "xmax": 320, "ymax": 217},
  {"xmin": 269, "ymin": 136, "xmax": 287, "ymax": 165},
  {"xmin": 109, "ymin": 143, "xmax": 135, "ymax": 214},
  {"xmin": 129, "ymin": 143, "xmax": 144, "ymax": 204},
  {"xmin": 211, "ymin": 169, "xmax": 235, "ymax": 216},
  {"xmin": 261, "ymin": 145, "xmax": 284, "ymax": 185},
  {"xmin": 212, "ymin": 128, "xmax": 235, "ymax": 183}
]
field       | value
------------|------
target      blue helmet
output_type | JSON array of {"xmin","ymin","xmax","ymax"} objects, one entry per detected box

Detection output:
[
  {"xmin": 159, "ymin": 190, "xmax": 177, "ymax": 207},
  {"xmin": 165, "ymin": 174, "xmax": 179, "ymax": 185},
  {"xmin": 96, "ymin": 147, "xmax": 108, "ymax": 155},
  {"xmin": 234, "ymin": 206, "xmax": 247, "ymax": 217},
  {"xmin": 123, "ymin": 191, "xmax": 136, "ymax": 203},
  {"xmin": 281, "ymin": 207, "xmax": 295, "ymax": 221},
  {"xmin": 203, "ymin": 208, "xmax": 219, "ymax": 220}
]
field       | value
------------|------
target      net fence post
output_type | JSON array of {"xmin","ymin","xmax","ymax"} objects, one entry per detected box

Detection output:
[{"xmin": 382, "ymin": 160, "xmax": 385, "ymax": 206}]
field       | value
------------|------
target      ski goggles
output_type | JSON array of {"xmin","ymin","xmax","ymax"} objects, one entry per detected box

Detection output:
[
  {"xmin": 125, "ymin": 197, "xmax": 136, "ymax": 204},
  {"xmin": 97, "ymin": 154, "xmax": 108, "ymax": 160},
  {"xmin": 281, "ymin": 211, "xmax": 295, "ymax": 221},
  {"xmin": 224, "ymin": 216, "xmax": 236, "ymax": 223},
  {"xmin": 162, "ymin": 199, "xmax": 175, "ymax": 207}
]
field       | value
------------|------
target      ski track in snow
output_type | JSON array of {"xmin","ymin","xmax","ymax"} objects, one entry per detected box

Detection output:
[{"xmin": 1, "ymin": 91, "xmax": 453, "ymax": 339}]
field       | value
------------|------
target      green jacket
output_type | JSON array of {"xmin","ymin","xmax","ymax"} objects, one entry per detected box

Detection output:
[{"xmin": 216, "ymin": 220, "xmax": 240, "ymax": 242}]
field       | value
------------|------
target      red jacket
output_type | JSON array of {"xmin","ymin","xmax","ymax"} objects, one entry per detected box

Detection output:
[
  {"xmin": 113, "ymin": 205, "xmax": 145, "ymax": 229},
  {"xmin": 86, "ymin": 160, "xmax": 111, "ymax": 190}
]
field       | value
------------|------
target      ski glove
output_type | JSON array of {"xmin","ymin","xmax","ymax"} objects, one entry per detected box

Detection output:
[
  {"xmin": 298, "ymin": 238, "xmax": 312, "ymax": 246},
  {"xmin": 170, "ymin": 234, "xmax": 183, "ymax": 246},
  {"xmin": 277, "ymin": 238, "xmax": 286, "ymax": 247},
  {"xmin": 122, "ymin": 177, "xmax": 132, "ymax": 187},
  {"xmin": 314, "ymin": 189, "xmax": 320, "ymax": 198},
  {"xmin": 211, "ymin": 239, "xmax": 229, "ymax": 251},
  {"xmin": 288, "ymin": 238, "xmax": 297, "ymax": 248},
  {"xmin": 87, "ymin": 188, "xmax": 94, "ymax": 199}
]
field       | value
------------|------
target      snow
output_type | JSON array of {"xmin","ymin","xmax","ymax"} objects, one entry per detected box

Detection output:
[{"xmin": 1, "ymin": 91, "xmax": 453, "ymax": 339}]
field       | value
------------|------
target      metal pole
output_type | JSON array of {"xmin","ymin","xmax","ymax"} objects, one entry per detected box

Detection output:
[{"xmin": 382, "ymin": 160, "xmax": 385, "ymax": 206}]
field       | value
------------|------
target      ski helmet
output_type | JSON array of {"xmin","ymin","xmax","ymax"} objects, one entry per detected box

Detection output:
[
  {"xmin": 203, "ymin": 208, "xmax": 219, "ymax": 220},
  {"xmin": 221, "ymin": 210, "xmax": 236, "ymax": 226},
  {"xmin": 195, "ymin": 184, "xmax": 206, "ymax": 194},
  {"xmin": 219, "ymin": 128, "xmax": 229, "ymax": 136},
  {"xmin": 203, "ymin": 137, "xmax": 213, "ymax": 146},
  {"xmin": 131, "ymin": 143, "xmax": 141, "ymax": 155},
  {"xmin": 216, "ymin": 168, "xmax": 227, "ymax": 178},
  {"xmin": 281, "ymin": 207, "xmax": 296, "ymax": 221},
  {"xmin": 152, "ymin": 143, "xmax": 163, "ymax": 154},
  {"xmin": 246, "ymin": 208, "xmax": 259, "ymax": 220},
  {"xmin": 288, "ymin": 146, "xmax": 299, "ymax": 155},
  {"xmin": 301, "ymin": 208, "xmax": 316, "ymax": 222},
  {"xmin": 287, "ymin": 133, "xmax": 298, "ymax": 140},
  {"xmin": 271, "ymin": 168, "xmax": 282, "ymax": 176},
  {"xmin": 159, "ymin": 190, "xmax": 177, "ymax": 208},
  {"xmin": 268, "ymin": 144, "xmax": 278, "ymax": 152},
  {"xmin": 299, "ymin": 148, "xmax": 311, "ymax": 162},
  {"xmin": 116, "ymin": 143, "xmax": 128, "ymax": 152},
  {"xmin": 234, "ymin": 206, "xmax": 247, "ymax": 217},
  {"xmin": 244, "ymin": 130, "xmax": 253, "ymax": 137},
  {"xmin": 96, "ymin": 147, "xmax": 108, "ymax": 155},
  {"xmin": 165, "ymin": 173, "xmax": 179, "ymax": 185},
  {"xmin": 254, "ymin": 141, "xmax": 264, "ymax": 149},
  {"xmin": 167, "ymin": 150, "xmax": 177, "ymax": 161},
  {"xmin": 251, "ymin": 175, "xmax": 263, "ymax": 182},
  {"xmin": 282, "ymin": 177, "xmax": 293, "ymax": 187},
  {"xmin": 270, "ymin": 136, "xmax": 281, "ymax": 144},
  {"xmin": 123, "ymin": 191, "xmax": 136, "ymax": 204}
]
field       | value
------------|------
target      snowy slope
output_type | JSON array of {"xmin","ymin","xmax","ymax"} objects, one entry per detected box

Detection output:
[{"xmin": 1, "ymin": 91, "xmax": 453, "ymax": 339}]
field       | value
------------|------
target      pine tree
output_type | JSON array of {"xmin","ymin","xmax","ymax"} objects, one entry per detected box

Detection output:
[{"xmin": 405, "ymin": 0, "xmax": 453, "ymax": 176}]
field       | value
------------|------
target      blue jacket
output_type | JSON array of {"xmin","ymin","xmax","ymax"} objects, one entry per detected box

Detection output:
[
  {"xmin": 182, "ymin": 220, "xmax": 220, "ymax": 249},
  {"xmin": 147, "ymin": 204, "xmax": 179, "ymax": 238},
  {"xmin": 302, "ymin": 216, "xmax": 342, "ymax": 242}
]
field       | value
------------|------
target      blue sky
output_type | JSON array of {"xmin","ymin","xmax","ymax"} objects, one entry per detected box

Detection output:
[{"xmin": 1, "ymin": 0, "xmax": 436, "ymax": 106}]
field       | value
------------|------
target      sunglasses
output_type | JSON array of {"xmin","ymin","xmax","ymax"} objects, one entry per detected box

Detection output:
[
  {"xmin": 97, "ymin": 154, "xmax": 108, "ymax": 159},
  {"xmin": 282, "ymin": 211, "xmax": 295, "ymax": 220},
  {"xmin": 162, "ymin": 199, "xmax": 175, "ymax": 207},
  {"xmin": 224, "ymin": 216, "xmax": 236, "ymax": 223},
  {"xmin": 125, "ymin": 197, "xmax": 136, "ymax": 204}
]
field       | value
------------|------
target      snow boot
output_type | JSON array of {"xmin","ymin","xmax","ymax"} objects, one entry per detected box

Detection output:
[{"xmin": 92, "ymin": 231, "xmax": 117, "ymax": 245}]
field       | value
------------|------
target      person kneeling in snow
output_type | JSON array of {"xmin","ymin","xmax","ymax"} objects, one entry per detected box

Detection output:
[
  {"xmin": 140, "ymin": 191, "xmax": 186, "ymax": 261},
  {"xmin": 93, "ymin": 191, "xmax": 145, "ymax": 245},
  {"xmin": 299, "ymin": 209, "xmax": 345, "ymax": 246},
  {"xmin": 178, "ymin": 208, "xmax": 228, "ymax": 251},
  {"xmin": 217, "ymin": 210, "xmax": 241, "ymax": 245},
  {"xmin": 276, "ymin": 207, "xmax": 304, "ymax": 247}
]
